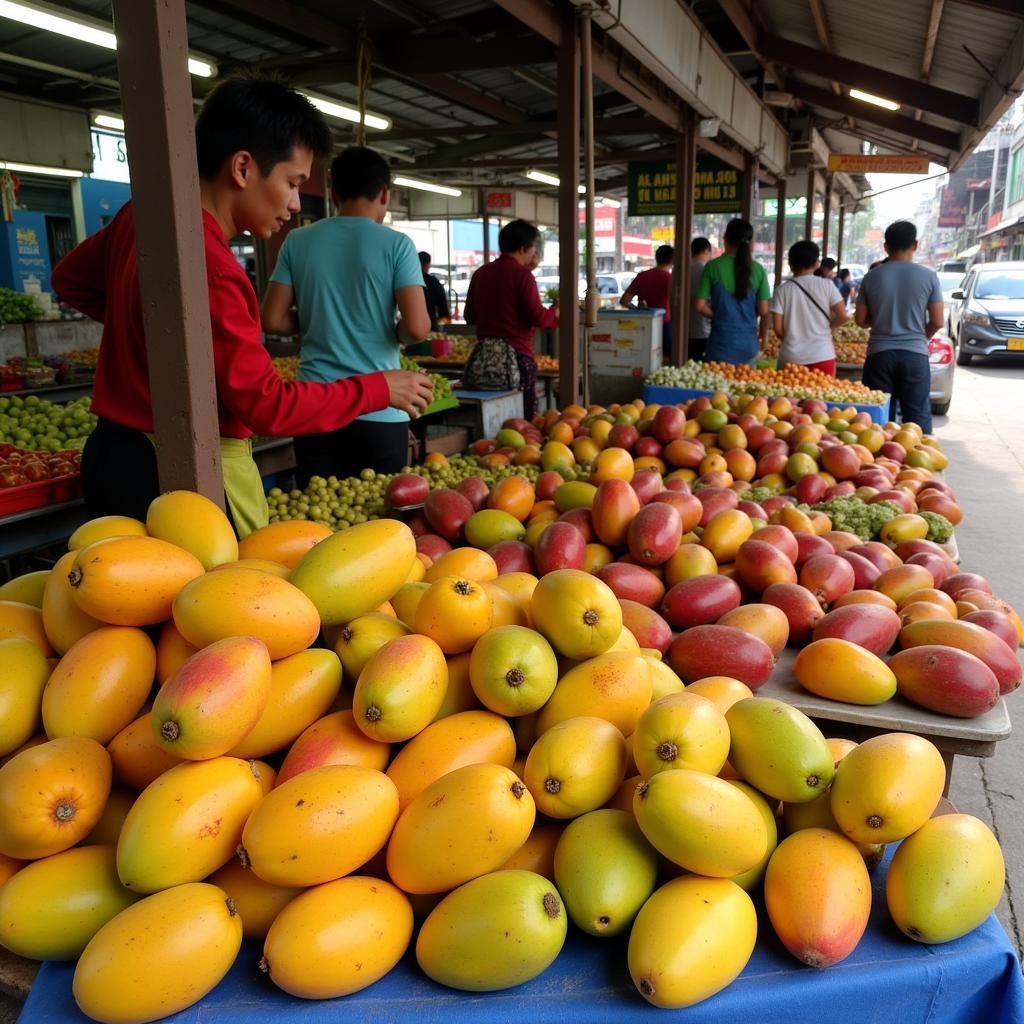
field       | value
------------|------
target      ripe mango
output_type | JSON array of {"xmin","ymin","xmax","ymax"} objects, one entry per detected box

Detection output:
[
  {"xmin": 725, "ymin": 697, "xmax": 834, "ymax": 803},
  {"xmin": 900, "ymin": 618, "xmax": 1022, "ymax": 694},
  {"xmin": 68, "ymin": 515, "xmax": 147, "ymax": 551},
  {"xmin": 725, "ymin": 780, "xmax": 779, "ymax": 890},
  {"xmin": 669, "ymin": 625, "xmax": 774, "ymax": 688},
  {"xmin": 116, "ymin": 756, "xmax": 263, "ymax": 893},
  {"xmin": 42, "ymin": 626, "xmax": 156, "ymax": 743},
  {"xmin": 262, "ymin": 876, "xmax": 413, "ymax": 998},
  {"xmin": 830, "ymin": 733, "xmax": 945, "ymax": 844},
  {"xmin": 717, "ymin": 603, "xmax": 790, "ymax": 656},
  {"xmin": 386, "ymin": 763, "xmax": 535, "ymax": 894},
  {"xmin": 0, "ymin": 637, "xmax": 50, "ymax": 757},
  {"xmin": 812, "ymin": 603, "xmax": 901, "ymax": 656},
  {"xmin": 793, "ymin": 637, "xmax": 897, "ymax": 705},
  {"xmin": 0, "ymin": 570, "xmax": 48, "ymax": 608},
  {"xmin": 289, "ymin": 519, "xmax": 417, "ymax": 626},
  {"xmin": 765, "ymin": 828, "xmax": 871, "ymax": 967},
  {"xmin": 469, "ymin": 625, "xmax": 558, "ymax": 716},
  {"xmin": 701, "ymin": 508, "xmax": 753, "ymax": 564},
  {"xmin": 334, "ymin": 613, "xmax": 409, "ymax": 682},
  {"xmin": 889, "ymin": 646, "xmax": 1000, "ymax": 718},
  {"xmin": 530, "ymin": 569, "xmax": 623, "ymax": 660},
  {"xmin": 73, "ymin": 883, "xmax": 242, "ymax": 1024},
  {"xmin": 155, "ymin": 621, "xmax": 198, "ymax": 685},
  {"xmin": 886, "ymin": 814, "xmax": 1004, "ymax": 943},
  {"xmin": 42, "ymin": 551, "xmax": 103, "ymax": 656},
  {"xmin": 0, "ymin": 601, "xmax": 53, "ymax": 656},
  {"xmin": 146, "ymin": 490, "xmax": 238, "ymax": 569},
  {"xmin": 237, "ymin": 520, "xmax": 332, "ymax": 569},
  {"xmin": 416, "ymin": 870, "xmax": 566, "ymax": 991},
  {"xmin": 632, "ymin": 691, "xmax": 730, "ymax": 778},
  {"xmin": 499, "ymin": 822, "xmax": 563, "ymax": 880},
  {"xmin": 208, "ymin": 858, "xmax": 301, "ymax": 941},
  {"xmin": 628, "ymin": 876, "xmax": 757, "ymax": 1008},
  {"xmin": 633, "ymin": 768, "xmax": 767, "ymax": 877},
  {"xmin": 553, "ymin": 809, "xmax": 657, "ymax": 936},
  {"xmin": 277, "ymin": 710, "xmax": 390, "ymax": 785},
  {"xmin": 646, "ymin": 655, "xmax": 685, "ymax": 700},
  {"xmin": 242, "ymin": 764, "xmax": 399, "ymax": 887},
  {"xmin": 152, "ymin": 636, "xmax": 272, "ymax": 760},
  {"xmin": 107, "ymin": 713, "xmax": 184, "ymax": 791},
  {"xmin": 524, "ymin": 716, "xmax": 627, "ymax": 818},
  {"xmin": 173, "ymin": 568, "xmax": 319, "ymax": 661}
]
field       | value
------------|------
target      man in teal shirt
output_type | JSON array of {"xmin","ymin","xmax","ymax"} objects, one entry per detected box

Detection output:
[{"xmin": 263, "ymin": 146, "xmax": 431, "ymax": 483}]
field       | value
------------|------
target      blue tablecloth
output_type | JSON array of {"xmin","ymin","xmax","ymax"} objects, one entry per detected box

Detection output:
[{"xmin": 21, "ymin": 845, "xmax": 1024, "ymax": 1024}]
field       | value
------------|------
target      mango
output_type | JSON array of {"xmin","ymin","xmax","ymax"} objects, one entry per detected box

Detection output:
[
  {"xmin": 765, "ymin": 828, "xmax": 871, "ymax": 967},
  {"xmin": 735, "ymin": 538, "xmax": 798, "ymax": 592},
  {"xmin": 42, "ymin": 626, "xmax": 156, "ymax": 743},
  {"xmin": 553, "ymin": 809, "xmax": 657, "ymax": 936},
  {"xmin": 793, "ymin": 637, "xmax": 897, "ymax": 705},
  {"xmin": 597, "ymin": 562, "xmax": 666, "ymax": 609},
  {"xmin": 669, "ymin": 625, "xmax": 774, "ymax": 688},
  {"xmin": 633, "ymin": 768, "xmax": 767, "ymax": 877},
  {"xmin": 73, "ymin": 882, "xmax": 242, "ymax": 1024},
  {"xmin": 632, "ymin": 691, "xmax": 729, "ymax": 778},
  {"xmin": 173, "ymin": 568, "xmax": 319, "ymax": 661},
  {"xmin": 646, "ymin": 655, "xmax": 685, "ymax": 700},
  {"xmin": 68, "ymin": 536, "xmax": 205, "ymax": 626},
  {"xmin": 701, "ymin": 508, "xmax": 754, "ymax": 563},
  {"xmin": 290, "ymin": 519, "xmax": 416, "ymax": 626},
  {"xmin": 277, "ymin": 710, "xmax": 390, "ymax": 784},
  {"xmin": 154, "ymin": 621, "xmax": 198, "ymax": 685},
  {"xmin": 0, "ymin": 637, "xmax": 50, "ymax": 756},
  {"xmin": 152, "ymin": 636, "xmax": 272, "ymax": 760},
  {"xmin": 726, "ymin": 697, "xmax": 834, "ymax": 803},
  {"xmin": 116, "ymin": 756, "xmax": 262, "ymax": 893},
  {"xmin": 416, "ymin": 870, "xmax": 566, "ymax": 991},
  {"xmin": 660, "ymin": 575, "xmax": 741, "ymax": 630},
  {"xmin": 208, "ymin": 858, "xmax": 300, "ymax": 941},
  {"xmin": 0, "ymin": 600, "xmax": 53, "ymax": 656},
  {"xmin": 414, "ymin": 575, "xmax": 494, "ymax": 654},
  {"xmin": 725, "ymin": 780, "xmax": 778, "ymax": 890},
  {"xmin": 352, "ymin": 633, "xmax": 447, "ymax": 742},
  {"xmin": 68, "ymin": 515, "xmax": 148, "ymax": 551},
  {"xmin": 0, "ymin": 736, "xmax": 110, "ymax": 859},
  {"xmin": 830, "ymin": 733, "xmax": 945, "ymax": 843},
  {"xmin": 79, "ymin": 787, "xmax": 135, "ymax": 847},
  {"xmin": 530, "ymin": 569, "xmax": 622, "ymax": 660},
  {"xmin": 500, "ymin": 822, "xmax": 563, "ymax": 879},
  {"xmin": 0, "ymin": 570, "xmax": 48, "ymax": 608},
  {"xmin": 262, "ymin": 875, "xmax": 413, "ymax": 998},
  {"xmin": 686, "ymin": 675, "xmax": 753, "ymax": 712},
  {"xmin": 878, "ymin": 512, "xmax": 929, "ymax": 546},
  {"xmin": 763, "ymin": 581, "xmax": 826, "ymax": 644},
  {"xmin": 42, "ymin": 551, "xmax": 103, "ymax": 656},
  {"xmin": 535, "ymin": 651, "xmax": 651, "ymax": 737},
  {"xmin": 107, "ymin": 713, "xmax": 184, "ymax": 791},
  {"xmin": 237, "ymin": 520, "xmax": 332, "ymax": 569},
  {"xmin": 334, "ymin": 613, "xmax": 409, "ymax": 682},
  {"xmin": 524, "ymin": 716, "xmax": 627, "ymax": 818},
  {"xmin": 386, "ymin": 763, "xmax": 535, "ymax": 894},
  {"xmin": 227, "ymin": 648, "xmax": 341, "ymax": 759},
  {"xmin": 900, "ymin": 618, "xmax": 1022, "ymax": 694},
  {"xmin": 628, "ymin": 876, "xmax": 757, "ymax": 1008},
  {"xmin": 799, "ymin": 553, "xmax": 855, "ymax": 607},
  {"xmin": 146, "ymin": 490, "xmax": 239, "ymax": 568},
  {"xmin": 469, "ymin": 625, "xmax": 558, "ymax": 716},
  {"xmin": 717, "ymin": 603, "xmax": 790, "ymax": 656},
  {"xmin": 889, "ymin": 646, "xmax": 1000, "ymax": 718},
  {"xmin": 886, "ymin": 814, "xmax": 1004, "ymax": 943}
]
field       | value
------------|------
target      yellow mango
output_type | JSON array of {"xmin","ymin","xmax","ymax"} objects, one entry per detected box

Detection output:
[
  {"xmin": 81, "ymin": 787, "xmax": 137, "ymax": 846},
  {"xmin": 793, "ymin": 637, "xmax": 897, "ymax": 705},
  {"xmin": 42, "ymin": 626, "xmax": 156, "ymax": 743},
  {"xmin": 632, "ymin": 691, "xmax": 730, "ymax": 778},
  {"xmin": 530, "ymin": 569, "xmax": 622, "ymax": 660},
  {"xmin": 725, "ymin": 780, "xmax": 778, "ymax": 891},
  {"xmin": 387, "ymin": 763, "xmax": 535, "ymax": 894},
  {"xmin": 154, "ymin": 620, "xmax": 198, "ymax": 685},
  {"xmin": 390, "ymin": 581, "xmax": 430, "ymax": 627},
  {"xmin": 469, "ymin": 625, "xmax": 558, "ymax": 717},
  {"xmin": 433, "ymin": 652, "xmax": 478, "ymax": 720},
  {"xmin": 0, "ymin": 570, "xmax": 49, "ymax": 608},
  {"xmin": 701, "ymin": 508, "xmax": 754, "ymax": 564},
  {"xmin": 146, "ymin": 490, "xmax": 239, "ymax": 569},
  {"xmin": 237, "ymin": 520, "xmax": 332, "ymax": 569},
  {"xmin": 68, "ymin": 515, "xmax": 147, "ymax": 551},
  {"xmin": 290, "ymin": 519, "xmax": 417, "ymax": 626},
  {"xmin": 42, "ymin": 551, "xmax": 103, "ymax": 655},
  {"xmin": 212, "ymin": 557, "xmax": 290, "ymax": 578},
  {"xmin": 646, "ymin": 655, "xmax": 685, "ymax": 700},
  {"xmin": 262, "ymin": 876, "xmax": 413, "ymax": 998},
  {"xmin": 116, "ymin": 756, "xmax": 263, "ymax": 893},
  {"xmin": 241, "ymin": 764, "xmax": 399, "ymax": 887},
  {"xmin": 0, "ymin": 845, "xmax": 138, "ymax": 960},
  {"xmin": 499, "ymin": 822, "xmax": 563, "ymax": 880},
  {"xmin": 334, "ymin": 612, "xmax": 409, "ymax": 682},
  {"xmin": 0, "ymin": 637, "xmax": 50, "ymax": 756},
  {"xmin": 423, "ymin": 547, "xmax": 498, "ymax": 584},
  {"xmin": 0, "ymin": 600, "xmax": 53, "ymax": 656},
  {"xmin": 73, "ymin": 883, "xmax": 242, "ymax": 1024},
  {"xmin": 107, "ymin": 713, "xmax": 184, "ymax": 791},
  {"xmin": 172, "ymin": 568, "xmax": 319, "ymax": 660},
  {"xmin": 209, "ymin": 857, "xmax": 302, "ymax": 941}
]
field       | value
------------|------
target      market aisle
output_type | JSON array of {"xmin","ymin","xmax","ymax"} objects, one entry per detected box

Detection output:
[{"xmin": 937, "ymin": 357, "xmax": 1024, "ymax": 961}]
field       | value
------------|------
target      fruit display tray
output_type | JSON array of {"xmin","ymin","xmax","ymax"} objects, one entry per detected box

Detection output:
[
  {"xmin": 421, "ymin": 396, "xmax": 460, "ymax": 417},
  {"xmin": 0, "ymin": 475, "xmax": 82, "ymax": 518}
]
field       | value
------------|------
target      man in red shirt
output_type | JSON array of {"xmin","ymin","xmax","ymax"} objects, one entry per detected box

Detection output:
[
  {"xmin": 463, "ymin": 220, "xmax": 557, "ymax": 420},
  {"xmin": 622, "ymin": 244, "xmax": 674, "ymax": 357},
  {"xmin": 52, "ymin": 77, "xmax": 432, "ymax": 535}
]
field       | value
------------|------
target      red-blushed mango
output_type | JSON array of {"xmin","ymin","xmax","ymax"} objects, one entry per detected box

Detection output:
[
  {"xmin": 237, "ymin": 520, "xmax": 332, "ymax": 569},
  {"xmin": 277, "ymin": 710, "xmax": 390, "ymax": 784},
  {"xmin": 209, "ymin": 857, "xmax": 301, "ymax": 941},
  {"xmin": 660, "ymin": 576, "xmax": 741, "ymax": 631},
  {"xmin": 596, "ymin": 563, "xmax": 665, "ymax": 609},
  {"xmin": 899, "ymin": 619, "xmax": 1021, "ymax": 694},
  {"xmin": 146, "ymin": 490, "xmax": 238, "ymax": 570},
  {"xmin": 591, "ymin": 478, "xmax": 641, "ymax": 548},
  {"xmin": 812, "ymin": 603, "xmax": 901, "ymax": 656},
  {"xmin": 763, "ymin": 582, "xmax": 826, "ymax": 644},
  {"xmin": 735, "ymin": 539, "xmax": 798, "ymax": 593},
  {"xmin": 889, "ymin": 646, "xmax": 1000, "ymax": 718},
  {"xmin": 793, "ymin": 638, "xmax": 897, "ymax": 705},
  {"xmin": 716, "ymin": 604, "xmax": 790, "ymax": 656},
  {"xmin": 42, "ymin": 551, "xmax": 102, "ymax": 656},
  {"xmin": 107, "ymin": 713, "xmax": 184, "ymax": 791},
  {"xmin": 669, "ymin": 625, "xmax": 774, "ymax": 688}
]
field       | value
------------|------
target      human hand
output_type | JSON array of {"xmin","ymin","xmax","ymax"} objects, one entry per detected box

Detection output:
[{"xmin": 383, "ymin": 370, "xmax": 434, "ymax": 417}]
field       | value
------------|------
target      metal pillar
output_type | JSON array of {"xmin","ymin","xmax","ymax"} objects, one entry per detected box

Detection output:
[
  {"xmin": 482, "ymin": 214, "xmax": 491, "ymax": 262},
  {"xmin": 804, "ymin": 169, "xmax": 815, "ymax": 241},
  {"xmin": 741, "ymin": 154, "xmax": 757, "ymax": 223},
  {"xmin": 836, "ymin": 203, "xmax": 846, "ymax": 268},
  {"xmin": 111, "ymin": 0, "xmax": 223, "ymax": 503},
  {"xmin": 774, "ymin": 178, "xmax": 788, "ymax": 289},
  {"xmin": 672, "ymin": 120, "xmax": 696, "ymax": 366},
  {"xmin": 821, "ymin": 174, "xmax": 833, "ymax": 257},
  {"xmin": 557, "ymin": 4, "xmax": 581, "ymax": 407}
]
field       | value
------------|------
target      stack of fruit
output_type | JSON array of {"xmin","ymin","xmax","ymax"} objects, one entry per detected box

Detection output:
[
  {"xmin": 425, "ymin": 333, "xmax": 474, "ymax": 362},
  {"xmin": 0, "ymin": 481, "xmax": 1013, "ymax": 1020},
  {"xmin": 58, "ymin": 348, "xmax": 100, "ymax": 370},
  {"xmin": 760, "ymin": 331, "xmax": 866, "ymax": 367},
  {"xmin": 537, "ymin": 354, "xmax": 559, "ymax": 373},
  {"xmin": 0, "ymin": 287, "xmax": 43, "ymax": 324},
  {"xmin": 0, "ymin": 445, "xmax": 81, "ymax": 488},
  {"xmin": 0, "ymin": 395, "xmax": 96, "ymax": 452},
  {"xmin": 400, "ymin": 354, "xmax": 454, "ymax": 405}
]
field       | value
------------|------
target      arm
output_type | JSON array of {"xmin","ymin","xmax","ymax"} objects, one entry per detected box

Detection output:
[
  {"xmin": 854, "ymin": 302, "xmax": 871, "ymax": 328},
  {"xmin": 51, "ymin": 229, "xmax": 110, "ymax": 322},
  {"xmin": 395, "ymin": 284, "xmax": 431, "ymax": 345},
  {"xmin": 756, "ymin": 300, "xmax": 771, "ymax": 344},
  {"xmin": 830, "ymin": 299, "xmax": 849, "ymax": 330},
  {"xmin": 260, "ymin": 281, "xmax": 299, "ymax": 337},
  {"xmin": 518, "ymin": 270, "xmax": 558, "ymax": 330},
  {"xmin": 694, "ymin": 298, "xmax": 713, "ymax": 320},
  {"xmin": 926, "ymin": 301, "xmax": 944, "ymax": 338},
  {"xmin": 772, "ymin": 312, "xmax": 785, "ymax": 341},
  {"xmin": 620, "ymin": 287, "xmax": 637, "ymax": 309},
  {"xmin": 435, "ymin": 279, "xmax": 451, "ymax": 322},
  {"xmin": 693, "ymin": 262, "xmax": 713, "ymax": 320}
]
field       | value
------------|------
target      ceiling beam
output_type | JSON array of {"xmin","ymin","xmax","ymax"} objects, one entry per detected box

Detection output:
[
  {"xmin": 760, "ymin": 33, "xmax": 978, "ymax": 125},
  {"xmin": 949, "ymin": 0, "xmax": 1024, "ymax": 16},
  {"xmin": 715, "ymin": 0, "xmax": 786, "ymax": 87},
  {"xmin": 192, "ymin": 0, "xmax": 355, "ymax": 52},
  {"xmin": 383, "ymin": 117, "xmax": 665, "ymax": 140},
  {"xmin": 405, "ymin": 148, "xmax": 675, "ymax": 173},
  {"xmin": 411, "ymin": 73, "xmax": 530, "ymax": 123},
  {"xmin": 788, "ymin": 81, "xmax": 962, "ymax": 150}
]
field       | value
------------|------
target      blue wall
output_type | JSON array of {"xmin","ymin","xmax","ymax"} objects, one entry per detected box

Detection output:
[
  {"xmin": 0, "ymin": 211, "xmax": 53, "ymax": 294},
  {"xmin": 80, "ymin": 177, "xmax": 131, "ymax": 236}
]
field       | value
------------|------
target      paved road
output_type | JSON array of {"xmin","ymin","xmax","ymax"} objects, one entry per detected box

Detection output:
[{"xmin": 938, "ymin": 356, "xmax": 1024, "ymax": 960}]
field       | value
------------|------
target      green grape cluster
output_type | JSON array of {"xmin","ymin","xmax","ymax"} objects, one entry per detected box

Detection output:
[
  {"xmin": 0, "ymin": 288, "xmax": 44, "ymax": 324},
  {"xmin": 400, "ymin": 354, "xmax": 454, "ymax": 405},
  {"xmin": 0, "ymin": 395, "xmax": 96, "ymax": 451}
]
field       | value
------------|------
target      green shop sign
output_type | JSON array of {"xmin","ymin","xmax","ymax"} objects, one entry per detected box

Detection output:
[{"xmin": 628, "ymin": 155, "xmax": 745, "ymax": 217}]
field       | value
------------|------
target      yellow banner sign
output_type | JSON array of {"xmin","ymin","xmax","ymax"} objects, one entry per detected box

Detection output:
[
  {"xmin": 827, "ymin": 154, "xmax": 930, "ymax": 174},
  {"xmin": 651, "ymin": 226, "xmax": 675, "ymax": 242}
]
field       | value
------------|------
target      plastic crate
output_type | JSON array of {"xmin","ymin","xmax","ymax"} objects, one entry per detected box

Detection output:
[{"xmin": 0, "ymin": 474, "xmax": 81, "ymax": 517}]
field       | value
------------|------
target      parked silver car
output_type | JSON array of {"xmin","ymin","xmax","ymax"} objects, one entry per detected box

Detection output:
[
  {"xmin": 927, "ymin": 333, "xmax": 955, "ymax": 417},
  {"xmin": 947, "ymin": 261, "xmax": 1024, "ymax": 365}
]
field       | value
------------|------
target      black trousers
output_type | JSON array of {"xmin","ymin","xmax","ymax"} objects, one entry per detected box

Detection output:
[
  {"xmin": 293, "ymin": 419, "xmax": 410, "ymax": 487},
  {"xmin": 513, "ymin": 350, "xmax": 538, "ymax": 421},
  {"xmin": 81, "ymin": 417, "xmax": 161, "ymax": 523},
  {"xmin": 862, "ymin": 349, "xmax": 932, "ymax": 434},
  {"xmin": 689, "ymin": 336, "xmax": 708, "ymax": 362}
]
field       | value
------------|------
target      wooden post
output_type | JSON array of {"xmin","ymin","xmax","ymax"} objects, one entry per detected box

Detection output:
[
  {"xmin": 557, "ymin": 4, "xmax": 581, "ymax": 406},
  {"xmin": 482, "ymin": 214, "xmax": 491, "ymax": 263},
  {"xmin": 804, "ymin": 169, "xmax": 815, "ymax": 241},
  {"xmin": 837, "ymin": 203, "xmax": 846, "ymax": 268},
  {"xmin": 822, "ymin": 174, "xmax": 833, "ymax": 257},
  {"xmin": 672, "ymin": 121, "xmax": 696, "ymax": 366},
  {"xmin": 741, "ymin": 153, "xmax": 757, "ymax": 223},
  {"xmin": 774, "ymin": 177, "xmax": 787, "ymax": 289},
  {"xmin": 111, "ymin": 0, "xmax": 223, "ymax": 503}
]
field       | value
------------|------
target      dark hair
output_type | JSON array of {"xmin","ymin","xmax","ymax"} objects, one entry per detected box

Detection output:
[
  {"xmin": 691, "ymin": 237, "xmax": 712, "ymax": 257},
  {"xmin": 195, "ymin": 76, "xmax": 331, "ymax": 182},
  {"xmin": 838, "ymin": 268, "xmax": 851, "ymax": 281},
  {"xmin": 724, "ymin": 218, "xmax": 754, "ymax": 299},
  {"xmin": 655, "ymin": 244, "xmax": 674, "ymax": 265},
  {"xmin": 418, "ymin": 251, "xmax": 431, "ymax": 265},
  {"xmin": 818, "ymin": 257, "xmax": 837, "ymax": 273},
  {"xmin": 498, "ymin": 219, "xmax": 540, "ymax": 254},
  {"xmin": 331, "ymin": 147, "xmax": 391, "ymax": 202},
  {"xmin": 788, "ymin": 240, "xmax": 819, "ymax": 272},
  {"xmin": 885, "ymin": 220, "xmax": 917, "ymax": 251}
]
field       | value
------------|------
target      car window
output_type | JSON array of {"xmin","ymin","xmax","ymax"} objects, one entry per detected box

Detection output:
[
  {"xmin": 975, "ymin": 271, "xmax": 1024, "ymax": 300},
  {"xmin": 961, "ymin": 272, "xmax": 975, "ymax": 298},
  {"xmin": 936, "ymin": 273, "xmax": 964, "ymax": 292}
]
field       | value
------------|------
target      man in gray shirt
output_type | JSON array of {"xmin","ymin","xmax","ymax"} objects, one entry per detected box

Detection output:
[
  {"xmin": 688, "ymin": 237, "xmax": 712, "ymax": 361},
  {"xmin": 855, "ymin": 220, "xmax": 943, "ymax": 434}
]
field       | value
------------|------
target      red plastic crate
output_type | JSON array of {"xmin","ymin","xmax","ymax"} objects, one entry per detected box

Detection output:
[{"xmin": 0, "ymin": 474, "xmax": 82, "ymax": 517}]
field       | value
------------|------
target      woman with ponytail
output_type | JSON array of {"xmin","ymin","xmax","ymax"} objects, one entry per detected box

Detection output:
[{"xmin": 693, "ymin": 218, "xmax": 771, "ymax": 365}]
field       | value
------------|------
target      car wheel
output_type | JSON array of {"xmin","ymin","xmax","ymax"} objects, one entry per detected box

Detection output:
[
  {"xmin": 931, "ymin": 400, "xmax": 951, "ymax": 416},
  {"xmin": 955, "ymin": 348, "xmax": 972, "ymax": 366}
]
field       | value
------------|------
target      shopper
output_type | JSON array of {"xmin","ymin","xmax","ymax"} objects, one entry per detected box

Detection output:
[
  {"xmin": 816, "ymin": 257, "xmax": 838, "ymax": 280},
  {"xmin": 622, "ymin": 244, "xmax": 674, "ymax": 357},
  {"xmin": 688, "ymin": 237, "xmax": 713, "ymax": 362},
  {"xmin": 262, "ymin": 146, "xmax": 432, "ymax": 485},
  {"xmin": 693, "ymin": 218, "xmax": 771, "ymax": 366},
  {"xmin": 463, "ymin": 219, "xmax": 558, "ymax": 421},
  {"xmin": 770, "ymin": 240, "xmax": 847, "ymax": 376},
  {"xmin": 419, "ymin": 251, "xmax": 450, "ymax": 331},
  {"xmin": 52, "ymin": 77, "xmax": 432, "ymax": 536},
  {"xmin": 855, "ymin": 220, "xmax": 943, "ymax": 434},
  {"xmin": 837, "ymin": 267, "xmax": 855, "ymax": 306}
]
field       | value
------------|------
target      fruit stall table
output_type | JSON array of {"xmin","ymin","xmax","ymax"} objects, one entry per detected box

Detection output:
[
  {"xmin": 19, "ymin": 844, "xmax": 1024, "ymax": 1024},
  {"xmin": 437, "ymin": 389, "xmax": 525, "ymax": 442},
  {"xmin": 761, "ymin": 648, "xmax": 1013, "ymax": 795},
  {"xmin": 413, "ymin": 358, "xmax": 561, "ymax": 412},
  {"xmin": 0, "ymin": 498, "xmax": 85, "ymax": 565}
]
